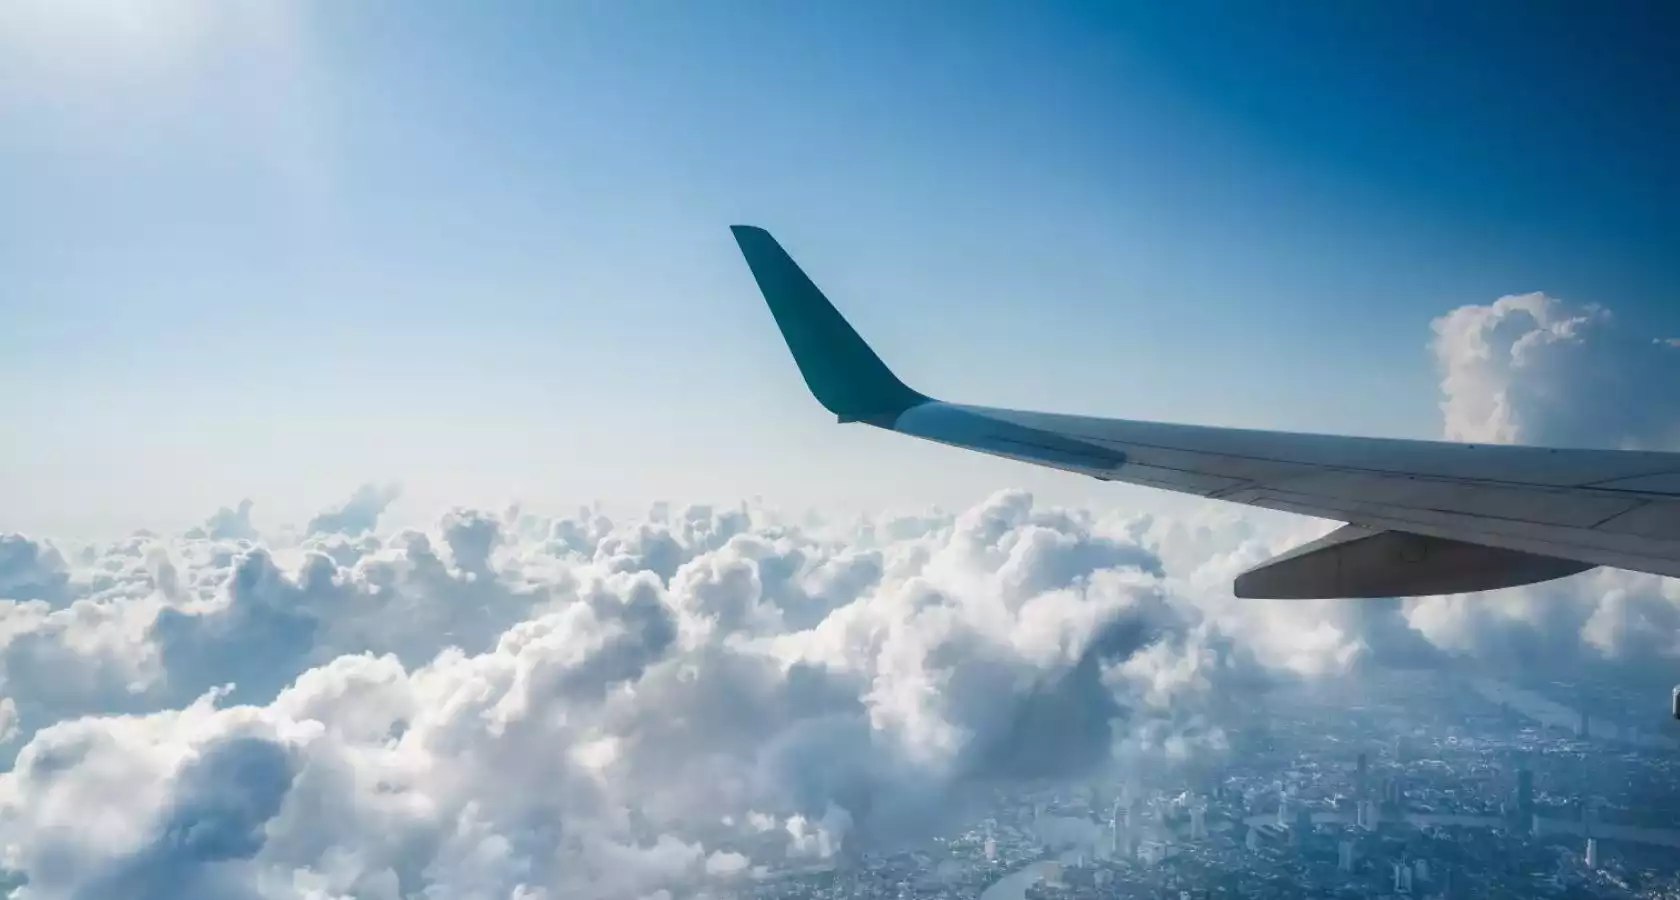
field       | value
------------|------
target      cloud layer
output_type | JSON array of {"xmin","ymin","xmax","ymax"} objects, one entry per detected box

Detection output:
[
  {"xmin": 0, "ymin": 292, "xmax": 1674, "ymax": 898},
  {"xmin": 0, "ymin": 487, "xmax": 1291, "ymax": 899}
]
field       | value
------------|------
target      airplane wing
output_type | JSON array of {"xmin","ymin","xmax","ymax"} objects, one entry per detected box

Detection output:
[{"xmin": 730, "ymin": 225, "xmax": 1680, "ymax": 598}]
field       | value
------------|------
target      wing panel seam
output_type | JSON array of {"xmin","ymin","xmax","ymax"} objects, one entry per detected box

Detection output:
[
  {"xmin": 1578, "ymin": 468, "xmax": 1680, "ymax": 490},
  {"xmin": 1588, "ymin": 500, "xmax": 1652, "ymax": 531}
]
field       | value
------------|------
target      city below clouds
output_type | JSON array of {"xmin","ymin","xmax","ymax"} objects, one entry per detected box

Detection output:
[{"xmin": 0, "ymin": 295, "xmax": 1675, "ymax": 898}]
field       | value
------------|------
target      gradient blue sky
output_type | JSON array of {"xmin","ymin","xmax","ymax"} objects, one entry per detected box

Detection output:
[{"xmin": 3, "ymin": 0, "xmax": 1677, "ymax": 535}]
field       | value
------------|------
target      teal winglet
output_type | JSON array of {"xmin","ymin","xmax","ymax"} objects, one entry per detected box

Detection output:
[{"xmin": 731, "ymin": 225, "xmax": 930, "ymax": 424}]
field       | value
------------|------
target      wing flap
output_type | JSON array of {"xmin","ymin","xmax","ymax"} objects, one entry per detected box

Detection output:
[
  {"xmin": 1234, "ymin": 524, "xmax": 1595, "ymax": 599},
  {"xmin": 1240, "ymin": 490, "xmax": 1680, "ymax": 578}
]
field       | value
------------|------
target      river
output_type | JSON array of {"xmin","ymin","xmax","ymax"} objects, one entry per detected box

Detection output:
[{"xmin": 979, "ymin": 860, "xmax": 1060, "ymax": 900}]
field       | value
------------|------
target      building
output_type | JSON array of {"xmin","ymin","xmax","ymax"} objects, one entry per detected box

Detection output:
[
  {"xmin": 1357, "ymin": 800, "xmax": 1378, "ymax": 831},
  {"xmin": 1585, "ymin": 838, "xmax": 1599, "ymax": 868},
  {"xmin": 1393, "ymin": 862, "xmax": 1414, "ymax": 894},
  {"xmin": 1337, "ymin": 840, "xmax": 1356, "ymax": 872},
  {"xmin": 1113, "ymin": 795, "xmax": 1134, "ymax": 832},
  {"xmin": 1383, "ymin": 776, "xmax": 1405, "ymax": 811},
  {"xmin": 1356, "ymin": 752, "xmax": 1369, "ymax": 801},
  {"xmin": 1189, "ymin": 806, "xmax": 1207, "ymax": 841},
  {"xmin": 1438, "ymin": 864, "xmax": 1464, "ymax": 900},
  {"xmin": 1515, "ymin": 768, "xmax": 1534, "ymax": 831}
]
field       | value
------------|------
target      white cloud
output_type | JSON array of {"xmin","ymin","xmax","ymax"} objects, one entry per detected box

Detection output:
[
  {"xmin": 0, "ymin": 535, "xmax": 71, "ymax": 606},
  {"xmin": 305, "ymin": 484, "xmax": 401, "ymax": 538},
  {"xmin": 704, "ymin": 850, "xmax": 750, "ymax": 876},
  {"xmin": 186, "ymin": 500, "xmax": 258, "ymax": 543},
  {"xmin": 1431, "ymin": 292, "xmax": 1680, "ymax": 449}
]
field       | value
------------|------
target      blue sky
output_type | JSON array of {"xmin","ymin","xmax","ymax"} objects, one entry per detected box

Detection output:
[{"xmin": 3, "ymin": 0, "xmax": 1677, "ymax": 535}]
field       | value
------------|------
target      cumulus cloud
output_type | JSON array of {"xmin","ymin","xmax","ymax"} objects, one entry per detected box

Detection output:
[
  {"xmin": 186, "ymin": 499, "xmax": 258, "ymax": 542},
  {"xmin": 1431, "ymin": 291, "xmax": 1680, "ymax": 449},
  {"xmin": 0, "ymin": 534, "xmax": 70, "ymax": 606},
  {"xmin": 305, "ymin": 483, "xmax": 401, "ymax": 537}
]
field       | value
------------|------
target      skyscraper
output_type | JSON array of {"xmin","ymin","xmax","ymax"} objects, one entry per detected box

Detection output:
[
  {"xmin": 1516, "ymin": 768, "xmax": 1534, "ymax": 831},
  {"xmin": 1113, "ymin": 789, "xmax": 1136, "ymax": 833},
  {"xmin": 1586, "ymin": 838, "xmax": 1599, "ymax": 868},
  {"xmin": 1338, "ymin": 840, "xmax": 1355, "ymax": 872},
  {"xmin": 1356, "ymin": 752, "xmax": 1368, "ymax": 801}
]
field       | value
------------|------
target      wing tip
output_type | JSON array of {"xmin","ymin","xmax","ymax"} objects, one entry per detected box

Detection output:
[{"xmin": 729, "ymin": 224, "xmax": 929, "ymax": 422}]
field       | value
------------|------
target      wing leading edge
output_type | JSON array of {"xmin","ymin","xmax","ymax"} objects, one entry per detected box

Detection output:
[{"xmin": 730, "ymin": 225, "xmax": 1680, "ymax": 597}]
